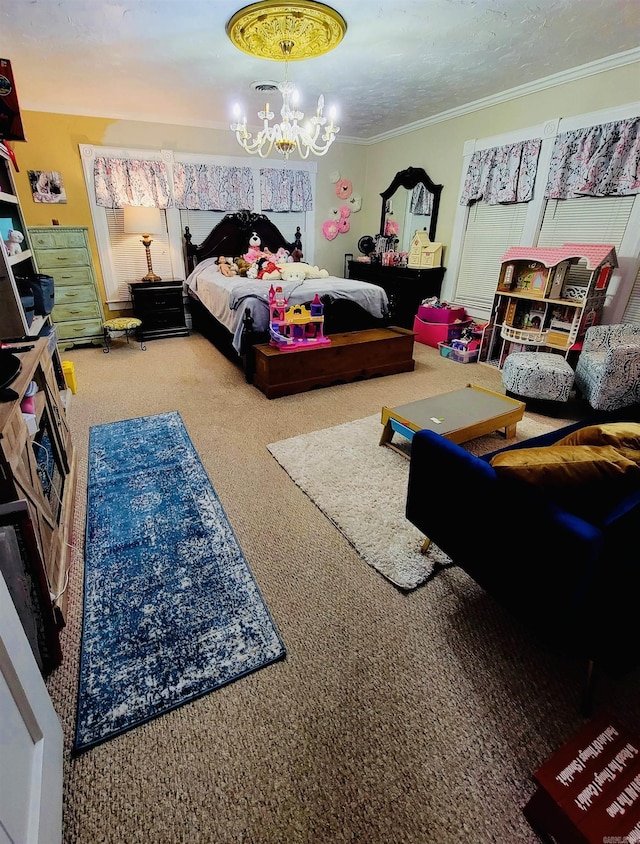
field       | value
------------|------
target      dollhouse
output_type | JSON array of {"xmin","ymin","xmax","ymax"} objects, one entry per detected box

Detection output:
[
  {"xmin": 480, "ymin": 243, "xmax": 618, "ymax": 367},
  {"xmin": 268, "ymin": 286, "xmax": 331, "ymax": 351}
]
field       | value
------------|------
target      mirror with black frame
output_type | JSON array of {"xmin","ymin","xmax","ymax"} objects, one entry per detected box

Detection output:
[{"xmin": 380, "ymin": 166, "xmax": 443, "ymax": 254}]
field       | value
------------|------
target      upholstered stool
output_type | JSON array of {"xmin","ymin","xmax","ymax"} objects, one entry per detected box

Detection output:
[
  {"xmin": 502, "ymin": 351, "xmax": 574, "ymax": 403},
  {"xmin": 102, "ymin": 317, "xmax": 146, "ymax": 353}
]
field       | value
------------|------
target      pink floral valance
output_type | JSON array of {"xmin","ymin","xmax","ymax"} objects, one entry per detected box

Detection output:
[
  {"xmin": 260, "ymin": 168, "xmax": 313, "ymax": 211},
  {"xmin": 460, "ymin": 139, "xmax": 542, "ymax": 205},
  {"xmin": 94, "ymin": 157, "xmax": 172, "ymax": 208},
  {"xmin": 173, "ymin": 163, "xmax": 254, "ymax": 210},
  {"xmin": 545, "ymin": 117, "xmax": 640, "ymax": 199}
]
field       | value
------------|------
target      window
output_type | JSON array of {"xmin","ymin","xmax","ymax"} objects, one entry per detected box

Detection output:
[
  {"xmin": 454, "ymin": 203, "xmax": 528, "ymax": 311},
  {"xmin": 105, "ymin": 209, "xmax": 174, "ymax": 301},
  {"xmin": 447, "ymin": 104, "xmax": 640, "ymax": 324},
  {"xmin": 79, "ymin": 145, "xmax": 316, "ymax": 307}
]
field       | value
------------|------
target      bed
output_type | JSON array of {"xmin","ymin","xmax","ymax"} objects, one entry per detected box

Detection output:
[{"xmin": 183, "ymin": 210, "xmax": 391, "ymax": 379}]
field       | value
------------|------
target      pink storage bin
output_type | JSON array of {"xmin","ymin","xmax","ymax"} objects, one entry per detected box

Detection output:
[
  {"xmin": 417, "ymin": 305, "xmax": 466, "ymax": 324},
  {"xmin": 413, "ymin": 316, "xmax": 472, "ymax": 348}
]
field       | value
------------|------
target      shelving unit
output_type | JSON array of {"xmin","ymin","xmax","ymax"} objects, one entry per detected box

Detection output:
[
  {"xmin": 479, "ymin": 243, "xmax": 618, "ymax": 368},
  {"xmin": 0, "ymin": 155, "xmax": 45, "ymax": 339},
  {"xmin": 0, "ymin": 339, "xmax": 77, "ymax": 635}
]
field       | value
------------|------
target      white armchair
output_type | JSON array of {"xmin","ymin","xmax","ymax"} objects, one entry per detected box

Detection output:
[{"xmin": 574, "ymin": 323, "xmax": 640, "ymax": 411}]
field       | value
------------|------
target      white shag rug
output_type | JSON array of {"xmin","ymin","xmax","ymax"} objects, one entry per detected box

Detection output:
[{"xmin": 267, "ymin": 412, "xmax": 565, "ymax": 590}]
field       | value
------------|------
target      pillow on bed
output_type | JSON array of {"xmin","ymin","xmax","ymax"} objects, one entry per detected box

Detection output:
[{"xmin": 489, "ymin": 444, "xmax": 640, "ymax": 523}]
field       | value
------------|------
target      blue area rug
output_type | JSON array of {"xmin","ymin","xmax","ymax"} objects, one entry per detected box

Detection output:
[{"xmin": 74, "ymin": 411, "xmax": 285, "ymax": 754}]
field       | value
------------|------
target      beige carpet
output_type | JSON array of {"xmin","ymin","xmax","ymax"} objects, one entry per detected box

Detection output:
[
  {"xmin": 45, "ymin": 333, "xmax": 640, "ymax": 844},
  {"xmin": 267, "ymin": 412, "xmax": 561, "ymax": 589}
]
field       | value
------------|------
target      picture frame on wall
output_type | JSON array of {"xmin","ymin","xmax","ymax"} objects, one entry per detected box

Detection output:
[{"xmin": 28, "ymin": 169, "xmax": 67, "ymax": 204}]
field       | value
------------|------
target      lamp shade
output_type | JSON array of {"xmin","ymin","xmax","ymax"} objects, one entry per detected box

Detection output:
[{"xmin": 123, "ymin": 205, "xmax": 163, "ymax": 235}]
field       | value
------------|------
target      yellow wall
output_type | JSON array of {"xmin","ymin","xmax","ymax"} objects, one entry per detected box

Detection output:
[{"xmin": 11, "ymin": 59, "xmax": 640, "ymax": 316}]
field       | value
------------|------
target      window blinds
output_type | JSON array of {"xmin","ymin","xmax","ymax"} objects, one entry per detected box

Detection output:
[{"xmin": 454, "ymin": 202, "xmax": 528, "ymax": 311}]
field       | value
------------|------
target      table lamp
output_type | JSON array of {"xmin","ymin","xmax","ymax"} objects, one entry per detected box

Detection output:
[{"xmin": 123, "ymin": 206, "xmax": 163, "ymax": 282}]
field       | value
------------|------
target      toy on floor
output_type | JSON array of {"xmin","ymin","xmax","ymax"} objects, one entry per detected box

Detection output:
[{"xmin": 268, "ymin": 286, "xmax": 331, "ymax": 351}]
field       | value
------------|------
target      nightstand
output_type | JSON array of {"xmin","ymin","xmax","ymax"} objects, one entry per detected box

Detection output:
[{"xmin": 129, "ymin": 280, "xmax": 189, "ymax": 341}]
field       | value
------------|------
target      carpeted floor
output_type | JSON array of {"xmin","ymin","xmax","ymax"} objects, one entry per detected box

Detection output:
[{"xmin": 47, "ymin": 333, "xmax": 640, "ymax": 843}]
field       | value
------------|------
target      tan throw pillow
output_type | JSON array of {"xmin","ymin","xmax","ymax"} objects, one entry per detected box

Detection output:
[
  {"xmin": 557, "ymin": 422, "xmax": 640, "ymax": 451},
  {"xmin": 490, "ymin": 444, "xmax": 640, "ymax": 522}
]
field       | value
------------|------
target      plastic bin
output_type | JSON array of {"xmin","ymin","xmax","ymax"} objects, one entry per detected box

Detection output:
[
  {"xmin": 413, "ymin": 316, "xmax": 472, "ymax": 348},
  {"xmin": 450, "ymin": 347, "xmax": 479, "ymax": 364},
  {"xmin": 417, "ymin": 305, "xmax": 466, "ymax": 324},
  {"xmin": 438, "ymin": 342, "xmax": 453, "ymax": 358}
]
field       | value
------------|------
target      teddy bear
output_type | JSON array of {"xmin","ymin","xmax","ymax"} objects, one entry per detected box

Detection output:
[
  {"xmin": 273, "ymin": 246, "xmax": 292, "ymax": 264},
  {"xmin": 216, "ymin": 256, "xmax": 238, "ymax": 277},
  {"xmin": 234, "ymin": 256, "xmax": 251, "ymax": 277},
  {"xmin": 4, "ymin": 229, "xmax": 24, "ymax": 256}
]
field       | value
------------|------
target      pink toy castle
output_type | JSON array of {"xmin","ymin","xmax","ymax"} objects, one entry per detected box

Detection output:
[{"xmin": 268, "ymin": 285, "xmax": 331, "ymax": 351}]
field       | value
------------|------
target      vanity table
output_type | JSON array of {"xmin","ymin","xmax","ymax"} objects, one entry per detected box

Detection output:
[
  {"xmin": 350, "ymin": 166, "xmax": 445, "ymax": 329},
  {"xmin": 347, "ymin": 261, "xmax": 445, "ymax": 329}
]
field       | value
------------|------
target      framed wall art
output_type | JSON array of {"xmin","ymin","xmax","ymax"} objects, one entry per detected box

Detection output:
[{"xmin": 28, "ymin": 169, "xmax": 67, "ymax": 203}]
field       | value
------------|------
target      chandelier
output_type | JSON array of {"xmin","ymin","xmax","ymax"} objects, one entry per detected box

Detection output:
[{"xmin": 226, "ymin": 1, "xmax": 347, "ymax": 160}]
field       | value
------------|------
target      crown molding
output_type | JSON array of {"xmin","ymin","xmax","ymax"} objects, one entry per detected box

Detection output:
[
  {"xmin": 361, "ymin": 47, "xmax": 640, "ymax": 146},
  {"xmin": 22, "ymin": 48, "xmax": 640, "ymax": 145}
]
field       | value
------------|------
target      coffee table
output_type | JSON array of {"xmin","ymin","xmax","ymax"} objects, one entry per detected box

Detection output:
[{"xmin": 380, "ymin": 383, "xmax": 525, "ymax": 457}]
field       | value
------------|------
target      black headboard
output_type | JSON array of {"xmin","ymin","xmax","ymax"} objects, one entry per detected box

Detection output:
[{"xmin": 184, "ymin": 210, "xmax": 302, "ymax": 274}]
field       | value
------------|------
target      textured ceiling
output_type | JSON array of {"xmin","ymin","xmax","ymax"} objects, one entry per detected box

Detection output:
[{"xmin": 1, "ymin": 0, "xmax": 639, "ymax": 142}]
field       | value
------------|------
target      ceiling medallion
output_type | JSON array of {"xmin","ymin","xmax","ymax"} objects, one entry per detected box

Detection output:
[
  {"xmin": 227, "ymin": 1, "xmax": 346, "ymax": 159},
  {"xmin": 226, "ymin": 1, "xmax": 347, "ymax": 62}
]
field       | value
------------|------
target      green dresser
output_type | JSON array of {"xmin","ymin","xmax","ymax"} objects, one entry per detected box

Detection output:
[{"xmin": 29, "ymin": 226, "xmax": 104, "ymax": 350}]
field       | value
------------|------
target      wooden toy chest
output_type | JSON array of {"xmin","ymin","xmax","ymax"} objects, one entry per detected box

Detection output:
[{"xmin": 252, "ymin": 326, "xmax": 416, "ymax": 399}]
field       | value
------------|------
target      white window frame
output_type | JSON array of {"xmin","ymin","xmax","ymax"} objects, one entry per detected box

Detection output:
[
  {"xmin": 445, "ymin": 102, "xmax": 640, "ymax": 324},
  {"xmin": 79, "ymin": 144, "xmax": 317, "ymax": 309}
]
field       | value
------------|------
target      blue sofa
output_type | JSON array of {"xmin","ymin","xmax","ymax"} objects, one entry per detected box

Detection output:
[{"xmin": 405, "ymin": 414, "xmax": 640, "ymax": 709}]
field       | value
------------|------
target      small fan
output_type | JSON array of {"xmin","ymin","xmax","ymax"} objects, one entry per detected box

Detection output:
[{"xmin": 357, "ymin": 235, "xmax": 375, "ymax": 255}]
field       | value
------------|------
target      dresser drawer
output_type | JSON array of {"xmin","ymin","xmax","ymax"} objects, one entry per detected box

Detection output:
[
  {"xmin": 140, "ymin": 308, "xmax": 185, "ymax": 329},
  {"xmin": 53, "ymin": 301, "xmax": 103, "ymax": 322},
  {"xmin": 56, "ymin": 318, "xmax": 104, "ymax": 340},
  {"xmin": 54, "ymin": 284, "xmax": 98, "ymax": 306},
  {"xmin": 45, "ymin": 267, "xmax": 94, "ymax": 286},
  {"xmin": 30, "ymin": 230, "xmax": 86, "ymax": 249},
  {"xmin": 133, "ymin": 290, "xmax": 183, "ymax": 310},
  {"xmin": 34, "ymin": 246, "xmax": 90, "ymax": 268}
]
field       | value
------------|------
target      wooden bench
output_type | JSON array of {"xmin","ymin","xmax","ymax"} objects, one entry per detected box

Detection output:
[{"xmin": 252, "ymin": 326, "xmax": 416, "ymax": 399}]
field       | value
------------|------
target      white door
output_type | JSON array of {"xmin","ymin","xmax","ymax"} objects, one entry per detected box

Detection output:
[{"xmin": 0, "ymin": 572, "xmax": 63, "ymax": 844}]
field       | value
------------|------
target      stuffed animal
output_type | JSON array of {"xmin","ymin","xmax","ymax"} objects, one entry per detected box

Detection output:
[
  {"xmin": 279, "ymin": 264, "xmax": 306, "ymax": 284},
  {"xmin": 235, "ymin": 256, "xmax": 251, "ymax": 277},
  {"xmin": 216, "ymin": 256, "xmax": 238, "ymax": 277},
  {"xmin": 243, "ymin": 231, "xmax": 263, "ymax": 263},
  {"xmin": 273, "ymin": 247, "xmax": 292, "ymax": 264},
  {"xmin": 281, "ymin": 261, "xmax": 329, "ymax": 281},
  {"xmin": 257, "ymin": 259, "xmax": 279, "ymax": 280},
  {"xmin": 247, "ymin": 256, "xmax": 270, "ymax": 279},
  {"xmin": 4, "ymin": 229, "xmax": 24, "ymax": 256}
]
